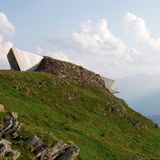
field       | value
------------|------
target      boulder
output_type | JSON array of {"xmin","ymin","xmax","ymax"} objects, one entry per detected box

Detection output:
[
  {"xmin": 35, "ymin": 140, "xmax": 69, "ymax": 160},
  {"xmin": 0, "ymin": 139, "xmax": 20, "ymax": 159},
  {"xmin": 56, "ymin": 145, "xmax": 80, "ymax": 160},
  {"xmin": 26, "ymin": 136, "xmax": 80, "ymax": 160},
  {"xmin": 0, "ymin": 112, "xmax": 22, "ymax": 138},
  {"xmin": 26, "ymin": 135, "xmax": 44, "ymax": 154}
]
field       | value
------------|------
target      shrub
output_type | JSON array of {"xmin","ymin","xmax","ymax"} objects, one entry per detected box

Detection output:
[{"xmin": 155, "ymin": 123, "xmax": 159, "ymax": 129}]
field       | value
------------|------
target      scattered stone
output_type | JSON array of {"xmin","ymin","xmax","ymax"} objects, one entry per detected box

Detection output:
[
  {"xmin": 114, "ymin": 101, "xmax": 126, "ymax": 112},
  {"xmin": 36, "ymin": 56, "xmax": 108, "ymax": 91},
  {"xmin": 102, "ymin": 140, "xmax": 106, "ymax": 144},
  {"xmin": 0, "ymin": 113, "xmax": 79, "ymax": 160},
  {"xmin": 133, "ymin": 118, "xmax": 147, "ymax": 129},
  {"xmin": 133, "ymin": 118, "xmax": 139, "ymax": 123},
  {"xmin": 0, "ymin": 104, "xmax": 4, "ymax": 111},
  {"xmin": 108, "ymin": 108, "xmax": 112, "ymax": 112},
  {"xmin": 84, "ymin": 132, "xmax": 89, "ymax": 137},
  {"xmin": 0, "ymin": 139, "xmax": 20, "ymax": 159}
]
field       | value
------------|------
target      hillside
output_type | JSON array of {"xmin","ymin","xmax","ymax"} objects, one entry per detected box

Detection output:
[{"xmin": 0, "ymin": 65, "xmax": 160, "ymax": 159}]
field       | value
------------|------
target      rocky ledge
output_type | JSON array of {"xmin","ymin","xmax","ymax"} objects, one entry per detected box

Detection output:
[
  {"xmin": 36, "ymin": 56, "xmax": 107, "ymax": 90},
  {"xmin": 0, "ymin": 112, "xmax": 80, "ymax": 160}
]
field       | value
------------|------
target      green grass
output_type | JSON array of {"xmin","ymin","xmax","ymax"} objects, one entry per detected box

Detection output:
[{"xmin": 0, "ymin": 70, "xmax": 160, "ymax": 159}]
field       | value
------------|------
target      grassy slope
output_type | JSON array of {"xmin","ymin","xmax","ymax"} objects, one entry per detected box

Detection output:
[{"xmin": 0, "ymin": 70, "xmax": 160, "ymax": 160}]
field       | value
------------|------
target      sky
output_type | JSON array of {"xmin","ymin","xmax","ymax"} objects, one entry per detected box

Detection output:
[{"xmin": 1, "ymin": 0, "xmax": 160, "ymax": 78}]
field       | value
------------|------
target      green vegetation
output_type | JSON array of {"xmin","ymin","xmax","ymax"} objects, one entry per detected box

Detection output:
[{"xmin": 0, "ymin": 70, "xmax": 160, "ymax": 159}]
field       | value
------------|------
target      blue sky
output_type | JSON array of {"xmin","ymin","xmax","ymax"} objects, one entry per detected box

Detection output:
[{"xmin": 1, "ymin": 0, "xmax": 160, "ymax": 78}]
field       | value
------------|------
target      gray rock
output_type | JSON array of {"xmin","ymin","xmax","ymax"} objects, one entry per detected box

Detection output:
[
  {"xmin": 26, "ymin": 135, "xmax": 44, "ymax": 154},
  {"xmin": 0, "ymin": 139, "xmax": 20, "ymax": 159},
  {"xmin": 0, "ymin": 112, "xmax": 22, "ymax": 138},
  {"xmin": 115, "ymin": 101, "xmax": 126, "ymax": 112},
  {"xmin": 36, "ymin": 140, "xmax": 69, "ymax": 160},
  {"xmin": 56, "ymin": 145, "xmax": 80, "ymax": 160},
  {"xmin": 26, "ymin": 135, "xmax": 42, "ymax": 148}
]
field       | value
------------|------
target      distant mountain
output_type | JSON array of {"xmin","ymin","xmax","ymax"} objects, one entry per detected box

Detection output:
[
  {"xmin": 129, "ymin": 90, "xmax": 160, "ymax": 116},
  {"xmin": 114, "ymin": 73, "xmax": 160, "ymax": 116}
]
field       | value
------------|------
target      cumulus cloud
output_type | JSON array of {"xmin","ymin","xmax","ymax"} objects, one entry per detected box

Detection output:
[
  {"xmin": 47, "ymin": 51, "xmax": 71, "ymax": 62},
  {"xmin": 124, "ymin": 12, "xmax": 150, "ymax": 40},
  {"xmin": 0, "ymin": 39, "xmax": 13, "ymax": 68},
  {"xmin": 0, "ymin": 35, "xmax": 3, "ymax": 43},
  {"xmin": 46, "ymin": 16, "xmax": 160, "ymax": 78},
  {"xmin": 0, "ymin": 13, "xmax": 15, "ymax": 69},
  {"xmin": 68, "ymin": 19, "xmax": 146, "ymax": 66},
  {"xmin": 45, "ymin": 18, "xmax": 146, "ymax": 78},
  {"xmin": 37, "ymin": 46, "xmax": 42, "ymax": 53},
  {"xmin": 0, "ymin": 12, "xmax": 15, "ymax": 36},
  {"xmin": 123, "ymin": 12, "xmax": 160, "ymax": 56},
  {"xmin": 69, "ymin": 19, "xmax": 128, "ymax": 57}
]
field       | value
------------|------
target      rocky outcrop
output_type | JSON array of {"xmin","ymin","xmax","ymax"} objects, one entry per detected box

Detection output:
[
  {"xmin": 26, "ymin": 135, "xmax": 80, "ymax": 160},
  {"xmin": 0, "ymin": 139, "xmax": 20, "ymax": 159},
  {"xmin": 133, "ymin": 118, "xmax": 147, "ymax": 129},
  {"xmin": 0, "ymin": 112, "xmax": 79, "ymax": 159},
  {"xmin": 36, "ymin": 56, "xmax": 107, "ymax": 90},
  {"xmin": 56, "ymin": 145, "xmax": 80, "ymax": 160},
  {"xmin": 0, "ymin": 112, "xmax": 22, "ymax": 138},
  {"xmin": 0, "ymin": 112, "xmax": 22, "ymax": 159}
]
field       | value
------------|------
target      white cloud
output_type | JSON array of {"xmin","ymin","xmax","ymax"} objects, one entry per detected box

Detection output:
[
  {"xmin": 69, "ymin": 19, "xmax": 128, "ymax": 57},
  {"xmin": 46, "ymin": 16, "xmax": 160, "ymax": 78},
  {"xmin": 0, "ymin": 12, "xmax": 15, "ymax": 36},
  {"xmin": 0, "ymin": 35, "xmax": 3, "ymax": 43},
  {"xmin": 123, "ymin": 12, "xmax": 160, "ymax": 56},
  {"xmin": 0, "ymin": 37, "xmax": 13, "ymax": 68},
  {"xmin": 46, "ymin": 19, "xmax": 146, "ymax": 78},
  {"xmin": 37, "ymin": 46, "xmax": 42, "ymax": 53},
  {"xmin": 0, "ymin": 13, "xmax": 15, "ymax": 69},
  {"xmin": 47, "ymin": 51, "xmax": 70, "ymax": 62},
  {"xmin": 68, "ymin": 19, "xmax": 145, "ymax": 66},
  {"xmin": 124, "ymin": 12, "xmax": 150, "ymax": 40}
]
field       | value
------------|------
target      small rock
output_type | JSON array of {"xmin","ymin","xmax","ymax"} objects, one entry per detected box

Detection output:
[{"xmin": 0, "ymin": 104, "xmax": 4, "ymax": 111}]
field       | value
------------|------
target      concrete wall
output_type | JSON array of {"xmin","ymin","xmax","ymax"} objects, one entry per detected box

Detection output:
[
  {"xmin": 101, "ymin": 76, "xmax": 121, "ymax": 94},
  {"xmin": 7, "ymin": 48, "xmax": 44, "ymax": 71}
]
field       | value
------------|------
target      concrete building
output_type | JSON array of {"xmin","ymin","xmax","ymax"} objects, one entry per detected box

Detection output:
[
  {"xmin": 7, "ymin": 48, "xmax": 120, "ymax": 94},
  {"xmin": 101, "ymin": 76, "xmax": 121, "ymax": 94},
  {"xmin": 7, "ymin": 48, "xmax": 44, "ymax": 71}
]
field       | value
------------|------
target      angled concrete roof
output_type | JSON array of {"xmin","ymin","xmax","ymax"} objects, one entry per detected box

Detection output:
[
  {"xmin": 7, "ymin": 48, "xmax": 44, "ymax": 71},
  {"xmin": 101, "ymin": 76, "xmax": 121, "ymax": 94}
]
